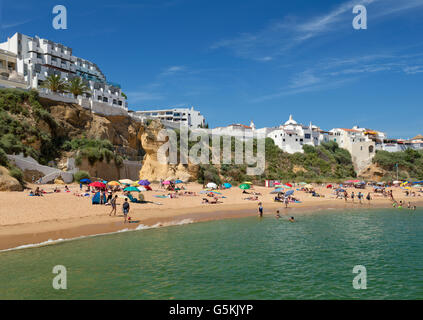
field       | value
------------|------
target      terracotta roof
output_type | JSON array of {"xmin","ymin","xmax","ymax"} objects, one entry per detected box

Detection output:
[
  {"xmin": 339, "ymin": 128, "xmax": 360, "ymax": 132},
  {"xmin": 411, "ymin": 134, "xmax": 423, "ymax": 141}
]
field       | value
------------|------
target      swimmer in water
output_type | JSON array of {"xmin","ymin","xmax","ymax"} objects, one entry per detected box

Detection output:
[
  {"xmin": 289, "ymin": 217, "xmax": 295, "ymax": 222},
  {"xmin": 275, "ymin": 210, "xmax": 281, "ymax": 219}
]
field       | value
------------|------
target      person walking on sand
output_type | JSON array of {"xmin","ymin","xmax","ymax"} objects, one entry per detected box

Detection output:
[
  {"xmin": 344, "ymin": 191, "xmax": 348, "ymax": 202},
  {"xmin": 351, "ymin": 192, "xmax": 355, "ymax": 203},
  {"xmin": 284, "ymin": 197, "xmax": 289, "ymax": 208},
  {"xmin": 123, "ymin": 198, "xmax": 130, "ymax": 223},
  {"xmin": 109, "ymin": 195, "xmax": 118, "ymax": 216},
  {"xmin": 258, "ymin": 202, "xmax": 263, "ymax": 218}
]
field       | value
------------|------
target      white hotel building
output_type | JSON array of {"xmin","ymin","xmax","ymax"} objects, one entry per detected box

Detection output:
[
  {"xmin": 134, "ymin": 107, "xmax": 206, "ymax": 129},
  {"xmin": 0, "ymin": 33, "xmax": 127, "ymax": 112}
]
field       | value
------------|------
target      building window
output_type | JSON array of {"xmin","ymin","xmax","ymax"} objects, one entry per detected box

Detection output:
[
  {"xmin": 113, "ymin": 99, "xmax": 117, "ymax": 105},
  {"xmin": 103, "ymin": 97, "xmax": 108, "ymax": 102},
  {"xmin": 118, "ymin": 101, "xmax": 123, "ymax": 106},
  {"xmin": 98, "ymin": 96, "xmax": 102, "ymax": 101},
  {"xmin": 369, "ymin": 146, "xmax": 374, "ymax": 153},
  {"xmin": 305, "ymin": 134, "xmax": 311, "ymax": 139}
]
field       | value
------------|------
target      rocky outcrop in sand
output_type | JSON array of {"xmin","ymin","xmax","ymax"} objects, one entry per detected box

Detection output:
[
  {"xmin": 358, "ymin": 163, "xmax": 386, "ymax": 181},
  {"xmin": 0, "ymin": 166, "xmax": 23, "ymax": 191},
  {"xmin": 138, "ymin": 120, "xmax": 198, "ymax": 182}
]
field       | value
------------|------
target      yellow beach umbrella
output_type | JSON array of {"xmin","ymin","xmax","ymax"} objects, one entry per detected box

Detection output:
[
  {"xmin": 107, "ymin": 181, "xmax": 120, "ymax": 186},
  {"xmin": 243, "ymin": 181, "xmax": 253, "ymax": 184}
]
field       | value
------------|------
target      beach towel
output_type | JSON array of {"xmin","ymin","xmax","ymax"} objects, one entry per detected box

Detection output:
[{"xmin": 154, "ymin": 195, "xmax": 169, "ymax": 198}]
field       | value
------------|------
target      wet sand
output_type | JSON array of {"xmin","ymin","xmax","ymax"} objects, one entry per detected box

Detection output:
[{"xmin": 1, "ymin": 183, "xmax": 421, "ymax": 251}]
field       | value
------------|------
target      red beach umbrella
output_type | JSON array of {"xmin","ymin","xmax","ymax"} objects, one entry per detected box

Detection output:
[{"xmin": 89, "ymin": 181, "xmax": 106, "ymax": 188}]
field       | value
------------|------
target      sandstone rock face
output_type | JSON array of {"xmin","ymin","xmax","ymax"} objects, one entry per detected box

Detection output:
[
  {"xmin": 47, "ymin": 103, "xmax": 144, "ymax": 160},
  {"xmin": 0, "ymin": 166, "xmax": 23, "ymax": 191},
  {"xmin": 138, "ymin": 121, "xmax": 199, "ymax": 182},
  {"xmin": 358, "ymin": 163, "xmax": 386, "ymax": 182}
]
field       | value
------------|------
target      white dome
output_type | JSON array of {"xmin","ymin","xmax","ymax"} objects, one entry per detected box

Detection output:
[{"xmin": 284, "ymin": 115, "xmax": 297, "ymax": 125}]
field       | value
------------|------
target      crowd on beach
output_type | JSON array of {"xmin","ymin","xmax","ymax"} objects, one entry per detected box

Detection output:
[{"xmin": 23, "ymin": 178, "xmax": 421, "ymax": 226}]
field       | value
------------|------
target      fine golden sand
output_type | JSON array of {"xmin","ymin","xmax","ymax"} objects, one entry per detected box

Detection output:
[{"xmin": 0, "ymin": 183, "xmax": 421, "ymax": 250}]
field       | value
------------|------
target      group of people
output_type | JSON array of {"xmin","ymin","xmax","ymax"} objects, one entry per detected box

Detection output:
[
  {"xmin": 338, "ymin": 190, "xmax": 372, "ymax": 204},
  {"xmin": 258, "ymin": 203, "xmax": 295, "ymax": 222}
]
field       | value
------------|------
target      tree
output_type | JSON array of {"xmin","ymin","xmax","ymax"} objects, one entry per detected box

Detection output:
[
  {"xmin": 40, "ymin": 74, "xmax": 67, "ymax": 93},
  {"xmin": 66, "ymin": 77, "xmax": 90, "ymax": 98}
]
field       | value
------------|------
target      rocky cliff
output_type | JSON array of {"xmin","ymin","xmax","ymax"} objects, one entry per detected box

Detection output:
[{"xmin": 138, "ymin": 120, "xmax": 199, "ymax": 181}]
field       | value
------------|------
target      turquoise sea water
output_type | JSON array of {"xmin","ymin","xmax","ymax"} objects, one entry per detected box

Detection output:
[{"xmin": 0, "ymin": 208, "xmax": 422, "ymax": 300}]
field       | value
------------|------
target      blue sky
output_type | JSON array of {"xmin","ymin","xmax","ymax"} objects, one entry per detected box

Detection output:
[{"xmin": 1, "ymin": 0, "xmax": 423, "ymax": 138}]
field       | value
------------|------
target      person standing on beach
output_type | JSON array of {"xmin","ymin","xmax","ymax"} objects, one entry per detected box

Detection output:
[
  {"xmin": 344, "ymin": 191, "xmax": 348, "ymax": 202},
  {"xmin": 351, "ymin": 192, "xmax": 355, "ymax": 203},
  {"xmin": 123, "ymin": 198, "xmax": 130, "ymax": 223},
  {"xmin": 366, "ymin": 192, "xmax": 372, "ymax": 205},
  {"xmin": 284, "ymin": 197, "xmax": 289, "ymax": 208},
  {"xmin": 109, "ymin": 195, "xmax": 118, "ymax": 216},
  {"xmin": 357, "ymin": 192, "xmax": 363, "ymax": 204},
  {"xmin": 258, "ymin": 202, "xmax": 263, "ymax": 218}
]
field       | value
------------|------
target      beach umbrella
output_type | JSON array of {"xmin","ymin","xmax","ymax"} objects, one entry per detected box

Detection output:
[
  {"xmin": 137, "ymin": 186, "xmax": 147, "ymax": 192},
  {"xmin": 393, "ymin": 180, "xmax": 402, "ymax": 184},
  {"xmin": 239, "ymin": 184, "xmax": 250, "ymax": 190},
  {"xmin": 107, "ymin": 181, "xmax": 120, "ymax": 186},
  {"xmin": 304, "ymin": 184, "xmax": 313, "ymax": 189},
  {"xmin": 89, "ymin": 181, "xmax": 106, "ymax": 188},
  {"xmin": 138, "ymin": 180, "xmax": 151, "ymax": 186},
  {"xmin": 285, "ymin": 190, "xmax": 295, "ymax": 196},
  {"xmin": 124, "ymin": 186, "xmax": 141, "ymax": 192},
  {"xmin": 242, "ymin": 181, "xmax": 252, "ymax": 185},
  {"xmin": 174, "ymin": 179, "xmax": 183, "ymax": 184},
  {"xmin": 119, "ymin": 179, "xmax": 134, "ymax": 185},
  {"xmin": 326, "ymin": 184, "xmax": 333, "ymax": 188},
  {"xmin": 274, "ymin": 182, "xmax": 282, "ymax": 185},
  {"xmin": 336, "ymin": 188, "xmax": 346, "ymax": 192},
  {"xmin": 413, "ymin": 184, "xmax": 422, "ymax": 188},
  {"xmin": 131, "ymin": 182, "xmax": 141, "ymax": 187},
  {"xmin": 283, "ymin": 185, "xmax": 292, "ymax": 189},
  {"xmin": 79, "ymin": 178, "xmax": 91, "ymax": 184},
  {"xmin": 163, "ymin": 180, "xmax": 171, "ymax": 185},
  {"xmin": 285, "ymin": 183, "xmax": 293, "ymax": 187},
  {"xmin": 298, "ymin": 182, "xmax": 307, "ymax": 185},
  {"xmin": 207, "ymin": 182, "xmax": 218, "ymax": 189},
  {"xmin": 223, "ymin": 183, "xmax": 232, "ymax": 188}
]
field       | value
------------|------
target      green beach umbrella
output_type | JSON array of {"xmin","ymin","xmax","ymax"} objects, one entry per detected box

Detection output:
[
  {"xmin": 124, "ymin": 186, "xmax": 141, "ymax": 192},
  {"xmin": 239, "ymin": 184, "xmax": 251, "ymax": 190}
]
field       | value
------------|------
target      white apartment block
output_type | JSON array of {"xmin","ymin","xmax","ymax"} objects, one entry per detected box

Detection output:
[
  {"xmin": 267, "ymin": 115, "xmax": 331, "ymax": 153},
  {"xmin": 330, "ymin": 127, "xmax": 376, "ymax": 172},
  {"xmin": 0, "ymin": 33, "xmax": 127, "ymax": 110},
  {"xmin": 0, "ymin": 48, "xmax": 27, "ymax": 89},
  {"xmin": 134, "ymin": 106, "xmax": 205, "ymax": 129}
]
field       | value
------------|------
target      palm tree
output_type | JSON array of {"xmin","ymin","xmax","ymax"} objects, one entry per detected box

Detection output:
[
  {"xmin": 40, "ymin": 74, "xmax": 67, "ymax": 93},
  {"xmin": 66, "ymin": 77, "xmax": 90, "ymax": 98}
]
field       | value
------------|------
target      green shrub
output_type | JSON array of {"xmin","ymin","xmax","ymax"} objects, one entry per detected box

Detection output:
[
  {"xmin": 74, "ymin": 170, "xmax": 90, "ymax": 182},
  {"xmin": 0, "ymin": 147, "xmax": 9, "ymax": 167},
  {"xmin": 9, "ymin": 166, "xmax": 25, "ymax": 186}
]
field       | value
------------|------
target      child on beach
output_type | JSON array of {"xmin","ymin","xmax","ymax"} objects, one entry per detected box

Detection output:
[
  {"xmin": 258, "ymin": 202, "xmax": 263, "ymax": 217},
  {"xmin": 275, "ymin": 210, "xmax": 281, "ymax": 219}
]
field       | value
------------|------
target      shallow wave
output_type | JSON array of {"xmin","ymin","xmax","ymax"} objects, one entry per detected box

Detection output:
[{"xmin": 0, "ymin": 218, "xmax": 195, "ymax": 253}]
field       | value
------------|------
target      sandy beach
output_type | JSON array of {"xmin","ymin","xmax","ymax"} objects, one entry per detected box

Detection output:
[{"xmin": 1, "ymin": 183, "xmax": 422, "ymax": 251}]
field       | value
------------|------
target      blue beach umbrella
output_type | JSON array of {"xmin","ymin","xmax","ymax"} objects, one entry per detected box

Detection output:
[
  {"xmin": 285, "ymin": 190, "xmax": 295, "ymax": 196},
  {"xmin": 174, "ymin": 180, "xmax": 183, "ymax": 184},
  {"xmin": 80, "ymin": 178, "xmax": 91, "ymax": 184},
  {"xmin": 223, "ymin": 183, "xmax": 232, "ymax": 188}
]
